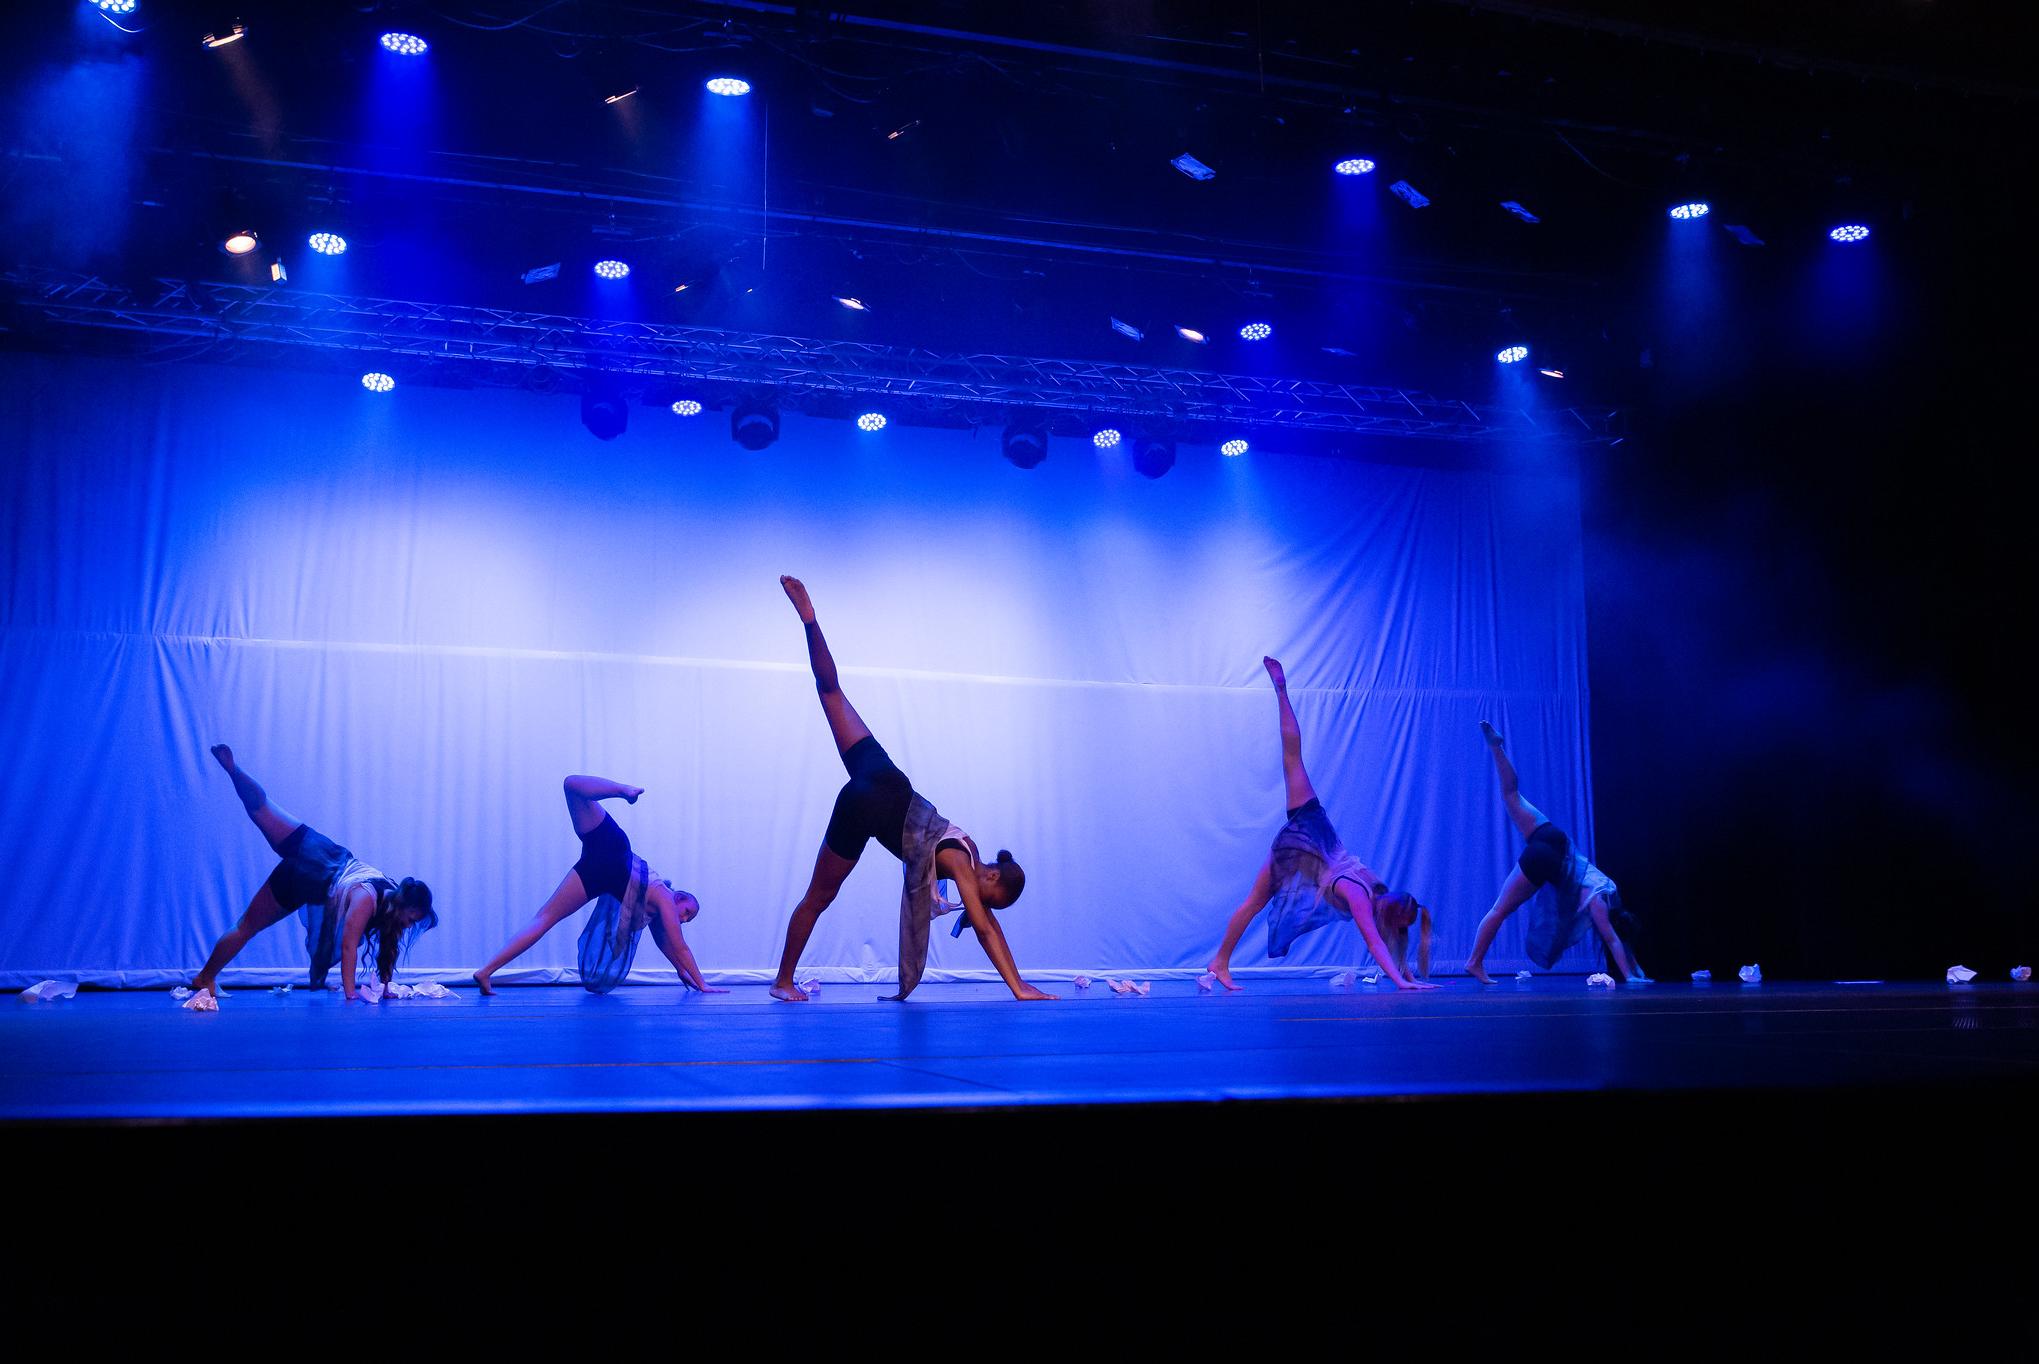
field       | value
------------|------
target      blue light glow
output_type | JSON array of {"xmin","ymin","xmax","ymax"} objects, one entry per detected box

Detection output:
[
  {"xmin": 93, "ymin": 0, "xmax": 138, "ymax": 12},
  {"xmin": 706, "ymin": 77, "xmax": 751, "ymax": 97},
  {"xmin": 1092, "ymin": 427, "xmax": 1122, "ymax": 449},
  {"xmin": 1829, "ymin": 224, "xmax": 1871, "ymax": 243},
  {"xmin": 1238, "ymin": 322, "xmax": 1272, "ymax": 341},
  {"xmin": 671, "ymin": 399, "xmax": 703, "ymax": 416},
  {"xmin": 379, "ymin": 32, "xmax": 428, "ymax": 56},
  {"xmin": 592, "ymin": 259, "xmax": 630, "ymax": 280},
  {"xmin": 1333, "ymin": 158, "xmax": 1376, "ymax": 176},
  {"xmin": 1496, "ymin": 345, "xmax": 1529, "ymax": 364},
  {"xmin": 1668, "ymin": 201, "xmax": 1711, "ymax": 220},
  {"xmin": 834, "ymin": 296, "xmax": 868, "ymax": 311},
  {"xmin": 361, "ymin": 372, "xmax": 395, "ymax": 393},
  {"xmin": 1175, "ymin": 326, "xmax": 1208, "ymax": 344},
  {"xmin": 221, "ymin": 231, "xmax": 259, "ymax": 255},
  {"xmin": 856, "ymin": 412, "xmax": 887, "ymax": 432},
  {"xmin": 1221, "ymin": 439, "xmax": 1249, "ymax": 457},
  {"xmin": 307, "ymin": 233, "xmax": 347, "ymax": 256}
]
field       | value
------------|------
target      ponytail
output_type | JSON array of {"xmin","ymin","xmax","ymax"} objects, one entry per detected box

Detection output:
[{"xmin": 1417, "ymin": 904, "xmax": 1433, "ymax": 979}]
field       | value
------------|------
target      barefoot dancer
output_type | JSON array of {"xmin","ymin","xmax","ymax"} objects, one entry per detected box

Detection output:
[
  {"xmin": 1207, "ymin": 659, "xmax": 1437, "ymax": 992},
  {"xmin": 769, "ymin": 576, "xmax": 1052, "ymax": 1003},
  {"xmin": 472, "ymin": 778, "xmax": 720, "ymax": 996},
  {"xmin": 192, "ymin": 745, "xmax": 436, "ymax": 1003},
  {"xmin": 1463, "ymin": 721, "xmax": 1642, "ymax": 984}
]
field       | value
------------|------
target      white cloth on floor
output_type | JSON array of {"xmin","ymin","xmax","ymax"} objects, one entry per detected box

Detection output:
[
  {"xmin": 19, "ymin": 980, "xmax": 77, "ymax": 1002},
  {"xmin": 1587, "ymin": 973, "xmax": 1616, "ymax": 988},
  {"xmin": 1946, "ymin": 964, "xmax": 1978, "ymax": 985}
]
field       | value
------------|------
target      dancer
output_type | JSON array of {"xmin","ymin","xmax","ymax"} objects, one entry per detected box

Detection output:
[
  {"xmin": 769, "ymin": 575, "xmax": 1051, "ymax": 1003},
  {"xmin": 1207, "ymin": 658, "xmax": 1436, "ymax": 991},
  {"xmin": 1462, "ymin": 721, "xmax": 1642, "ymax": 983},
  {"xmin": 473, "ymin": 777, "xmax": 718, "ymax": 996},
  {"xmin": 192, "ymin": 744, "xmax": 436, "ymax": 1002}
]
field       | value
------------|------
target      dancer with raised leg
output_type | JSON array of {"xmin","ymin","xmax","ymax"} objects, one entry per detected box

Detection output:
[
  {"xmin": 191, "ymin": 745, "xmax": 436, "ymax": 1003},
  {"xmin": 1462, "ymin": 721, "xmax": 1642, "ymax": 983},
  {"xmin": 769, "ymin": 575, "xmax": 1050, "ymax": 1003},
  {"xmin": 1207, "ymin": 658, "xmax": 1436, "ymax": 991},
  {"xmin": 473, "ymin": 777, "xmax": 718, "ymax": 996}
]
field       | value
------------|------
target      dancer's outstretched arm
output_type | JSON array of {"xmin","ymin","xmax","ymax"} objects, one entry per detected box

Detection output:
[
  {"xmin": 337, "ymin": 886, "xmax": 377, "ymax": 1001},
  {"xmin": 939, "ymin": 848, "xmax": 1054, "ymax": 1001},
  {"xmin": 1342, "ymin": 886, "xmax": 1435, "ymax": 990},
  {"xmin": 1587, "ymin": 897, "xmax": 1643, "ymax": 982},
  {"xmin": 651, "ymin": 900, "xmax": 727, "ymax": 993}
]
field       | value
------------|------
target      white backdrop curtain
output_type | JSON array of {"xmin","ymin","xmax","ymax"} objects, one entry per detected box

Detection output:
[{"xmin": 0, "ymin": 353, "xmax": 1603, "ymax": 986}]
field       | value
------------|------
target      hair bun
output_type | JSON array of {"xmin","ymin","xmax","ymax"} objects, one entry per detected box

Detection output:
[{"xmin": 996, "ymin": 849, "xmax": 1013, "ymax": 863}]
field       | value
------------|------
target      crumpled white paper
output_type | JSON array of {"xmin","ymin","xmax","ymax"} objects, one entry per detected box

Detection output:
[
  {"xmin": 1946, "ymin": 964, "xmax": 1978, "ymax": 985},
  {"xmin": 1515, "ymin": 970, "xmax": 1533, "ymax": 982},
  {"xmin": 1738, "ymin": 964, "xmax": 1762, "ymax": 984},
  {"xmin": 270, "ymin": 983, "xmax": 293, "ymax": 995},
  {"xmin": 2013, "ymin": 966, "xmax": 2033, "ymax": 982},
  {"xmin": 1106, "ymin": 978, "xmax": 1150, "ymax": 996},
  {"xmin": 180, "ymin": 988, "xmax": 219, "ymax": 1011},
  {"xmin": 1072, "ymin": 975, "xmax": 1094, "ymax": 990},
  {"xmin": 1195, "ymin": 972, "xmax": 1217, "ymax": 992},
  {"xmin": 1587, "ymin": 973, "xmax": 1617, "ymax": 988},
  {"xmin": 19, "ymin": 980, "xmax": 78, "ymax": 1002},
  {"xmin": 1362, "ymin": 972, "xmax": 1380, "ymax": 986},
  {"xmin": 1330, "ymin": 969, "xmax": 1358, "ymax": 989},
  {"xmin": 1691, "ymin": 970, "xmax": 1712, "ymax": 982},
  {"xmin": 797, "ymin": 978, "xmax": 823, "ymax": 997},
  {"xmin": 172, "ymin": 985, "xmax": 227, "ymax": 1004}
]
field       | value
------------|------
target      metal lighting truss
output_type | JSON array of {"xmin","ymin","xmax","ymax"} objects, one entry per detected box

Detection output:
[{"xmin": 2, "ymin": 269, "xmax": 1624, "ymax": 443}]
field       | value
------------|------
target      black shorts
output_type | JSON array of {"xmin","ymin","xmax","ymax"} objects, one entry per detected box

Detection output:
[
  {"xmin": 1518, "ymin": 822, "xmax": 1572, "ymax": 887},
  {"xmin": 825, "ymin": 736, "xmax": 913, "ymax": 862},
  {"xmin": 264, "ymin": 824, "xmax": 351, "ymax": 911},
  {"xmin": 573, "ymin": 811, "xmax": 633, "ymax": 902}
]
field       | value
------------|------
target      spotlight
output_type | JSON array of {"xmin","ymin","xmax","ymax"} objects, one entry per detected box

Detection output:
[
  {"xmin": 93, "ymin": 0, "xmax": 137, "ymax": 11},
  {"xmin": 1110, "ymin": 317, "xmax": 1145, "ymax": 341},
  {"xmin": 201, "ymin": 23, "xmax": 246, "ymax": 48},
  {"xmin": 1239, "ymin": 322, "xmax": 1272, "ymax": 341},
  {"xmin": 1132, "ymin": 433, "xmax": 1176, "ymax": 479},
  {"xmin": 731, "ymin": 398, "xmax": 780, "ymax": 451},
  {"xmin": 1001, "ymin": 416, "xmax": 1048, "ymax": 469},
  {"xmin": 1538, "ymin": 368, "xmax": 1565, "ymax": 379},
  {"xmin": 361, "ymin": 372, "xmax": 394, "ymax": 393},
  {"xmin": 592, "ymin": 259, "xmax": 630, "ymax": 280},
  {"xmin": 670, "ymin": 399, "xmax": 703, "ymax": 416},
  {"xmin": 221, "ymin": 230, "xmax": 259, "ymax": 255},
  {"xmin": 1175, "ymin": 326, "xmax": 1208, "ymax": 344},
  {"xmin": 1170, "ymin": 153, "xmax": 1216, "ymax": 181},
  {"xmin": 307, "ymin": 232, "xmax": 346, "ymax": 256},
  {"xmin": 1496, "ymin": 345, "xmax": 1529, "ymax": 364},
  {"xmin": 1333, "ymin": 158, "xmax": 1375, "ymax": 176},
  {"xmin": 1220, "ymin": 438, "xmax": 1249, "ymax": 457},
  {"xmin": 706, "ymin": 77, "xmax": 751, "ymax": 96},
  {"xmin": 1829, "ymin": 224, "xmax": 1871, "ymax": 243},
  {"xmin": 379, "ymin": 32, "xmax": 428, "ymax": 56},
  {"xmin": 604, "ymin": 87, "xmax": 640, "ymax": 105},
  {"xmin": 580, "ymin": 379, "xmax": 629, "ymax": 441},
  {"xmin": 856, "ymin": 412, "xmax": 887, "ymax": 432},
  {"xmin": 834, "ymin": 295, "xmax": 868, "ymax": 311},
  {"xmin": 886, "ymin": 120, "xmax": 920, "ymax": 141},
  {"xmin": 1668, "ymin": 201, "xmax": 1711, "ymax": 220},
  {"xmin": 1092, "ymin": 427, "xmax": 1122, "ymax": 449},
  {"xmin": 1389, "ymin": 180, "xmax": 1430, "ymax": 208}
]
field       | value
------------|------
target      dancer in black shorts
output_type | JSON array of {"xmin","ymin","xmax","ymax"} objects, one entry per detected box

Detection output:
[
  {"xmin": 1462, "ymin": 721, "xmax": 1642, "ymax": 983},
  {"xmin": 190, "ymin": 744, "xmax": 436, "ymax": 1003},
  {"xmin": 768, "ymin": 576, "xmax": 1050, "ymax": 1003},
  {"xmin": 472, "ymin": 776, "xmax": 718, "ymax": 995}
]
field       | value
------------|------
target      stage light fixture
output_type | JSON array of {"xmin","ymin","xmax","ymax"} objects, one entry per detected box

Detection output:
[
  {"xmin": 1221, "ymin": 439, "xmax": 1249, "ymax": 457},
  {"xmin": 1175, "ymin": 326, "xmax": 1208, "ymax": 344},
  {"xmin": 1500, "ymin": 200, "xmax": 1540, "ymax": 223},
  {"xmin": 670, "ymin": 399, "xmax": 703, "ymax": 416},
  {"xmin": 856, "ymin": 412, "xmax": 888, "ymax": 432},
  {"xmin": 201, "ymin": 23, "xmax": 246, "ymax": 48},
  {"xmin": 269, "ymin": 260, "xmax": 287, "ymax": 282},
  {"xmin": 522, "ymin": 262, "xmax": 560, "ymax": 284},
  {"xmin": 307, "ymin": 232, "xmax": 346, "ymax": 256},
  {"xmin": 886, "ymin": 120, "xmax": 920, "ymax": 141},
  {"xmin": 1496, "ymin": 345, "xmax": 1529, "ymax": 364},
  {"xmin": 1538, "ymin": 368, "xmax": 1565, "ymax": 379},
  {"xmin": 604, "ymin": 87, "xmax": 640, "ymax": 105},
  {"xmin": 1333, "ymin": 157, "xmax": 1376, "ymax": 176},
  {"xmin": 706, "ymin": 77, "xmax": 751, "ymax": 96},
  {"xmin": 379, "ymin": 32, "xmax": 428, "ymax": 56},
  {"xmin": 1829, "ymin": 224, "xmax": 1871, "ymax": 243},
  {"xmin": 361, "ymin": 372, "xmax": 394, "ymax": 393},
  {"xmin": 1668, "ymin": 201, "xmax": 1711, "ymax": 220},
  {"xmin": 221, "ymin": 230, "xmax": 259, "ymax": 255},
  {"xmin": 1001, "ymin": 416, "xmax": 1048, "ymax": 469},
  {"xmin": 1389, "ymin": 180, "xmax": 1430, "ymax": 208},
  {"xmin": 1171, "ymin": 153, "xmax": 1216, "ymax": 181},
  {"xmin": 1110, "ymin": 317, "xmax": 1144, "ymax": 341},
  {"xmin": 1132, "ymin": 433, "xmax": 1176, "ymax": 480},
  {"xmin": 580, "ymin": 379, "xmax": 629, "ymax": 441},
  {"xmin": 834, "ymin": 295, "xmax": 868, "ymax": 311},
  {"xmin": 1092, "ymin": 427, "xmax": 1122, "ymax": 450},
  {"xmin": 93, "ymin": 0, "xmax": 138, "ymax": 12},
  {"xmin": 1239, "ymin": 322, "xmax": 1272, "ymax": 341},
  {"xmin": 592, "ymin": 259, "xmax": 630, "ymax": 280},
  {"xmin": 731, "ymin": 398, "xmax": 780, "ymax": 451}
]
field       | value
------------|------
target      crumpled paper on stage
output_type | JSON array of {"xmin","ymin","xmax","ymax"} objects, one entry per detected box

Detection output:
[
  {"xmin": 1515, "ymin": 970, "xmax": 1533, "ymax": 981},
  {"xmin": 1362, "ymin": 972, "xmax": 1380, "ymax": 986},
  {"xmin": 1196, "ymin": 972, "xmax": 1217, "ymax": 992},
  {"xmin": 1691, "ymin": 970, "xmax": 1712, "ymax": 982},
  {"xmin": 19, "ymin": 980, "xmax": 78, "ymax": 1003},
  {"xmin": 364, "ymin": 981, "xmax": 460, "ymax": 1000},
  {"xmin": 1587, "ymin": 973, "xmax": 1617, "ymax": 988},
  {"xmin": 179, "ymin": 988, "xmax": 219, "ymax": 1011},
  {"xmin": 2014, "ymin": 966, "xmax": 2033, "ymax": 982},
  {"xmin": 270, "ymin": 983, "xmax": 293, "ymax": 995},
  {"xmin": 1072, "ymin": 975, "xmax": 1094, "ymax": 990},
  {"xmin": 1106, "ymin": 978, "xmax": 1150, "ymax": 996},
  {"xmin": 1946, "ymin": 964, "xmax": 1978, "ymax": 985},
  {"xmin": 797, "ymin": 978, "xmax": 823, "ymax": 996},
  {"xmin": 1330, "ymin": 969, "xmax": 1358, "ymax": 989},
  {"xmin": 1738, "ymin": 964, "xmax": 1762, "ymax": 984}
]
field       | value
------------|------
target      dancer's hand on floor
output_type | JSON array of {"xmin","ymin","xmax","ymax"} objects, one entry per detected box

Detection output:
[{"xmin": 1013, "ymin": 984, "xmax": 1058, "ymax": 1001}]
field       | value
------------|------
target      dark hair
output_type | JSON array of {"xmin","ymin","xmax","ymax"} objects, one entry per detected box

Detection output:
[
  {"xmin": 1375, "ymin": 890, "xmax": 1433, "ymax": 978},
  {"xmin": 364, "ymin": 878, "xmax": 438, "ymax": 983},
  {"xmin": 993, "ymin": 849, "xmax": 1025, "ymax": 906}
]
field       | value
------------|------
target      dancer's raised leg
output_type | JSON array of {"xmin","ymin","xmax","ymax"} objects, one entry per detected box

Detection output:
[
  {"xmin": 473, "ymin": 871, "xmax": 592, "ymax": 995},
  {"xmin": 770, "ymin": 843, "xmax": 857, "ymax": 1001},
  {"xmin": 1480, "ymin": 721, "xmax": 1547, "ymax": 838},
  {"xmin": 1264, "ymin": 657, "xmax": 1316, "ymax": 812},
  {"xmin": 211, "ymin": 744, "xmax": 300, "ymax": 849},
  {"xmin": 782, "ymin": 575, "xmax": 872, "ymax": 757},
  {"xmin": 1208, "ymin": 858, "xmax": 1275, "ymax": 990}
]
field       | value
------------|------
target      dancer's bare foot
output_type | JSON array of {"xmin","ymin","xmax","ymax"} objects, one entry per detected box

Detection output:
[
  {"xmin": 780, "ymin": 575, "xmax": 815, "ymax": 623},
  {"xmin": 769, "ymin": 981, "xmax": 810, "ymax": 1002},
  {"xmin": 620, "ymin": 786, "xmax": 644, "ymax": 804},
  {"xmin": 190, "ymin": 976, "xmax": 216, "ymax": 997},
  {"xmin": 209, "ymin": 743, "xmax": 235, "ymax": 771},
  {"xmin": 1262, "ymin": 655, "xmax": 1287, "ymax": 690},
  {"xmin": 472, "ymin": 970, "xmax": 495, "ymax": 997},
  {"xmin": 1208, "ymin": 960, "xmax": 1245, "ymax": 991},
  {"xmin": 1466, "ymin": 961, "xmax": 1496, "ymax": 984},
  {"xmin": 1480, "ymin": 720, "xmax": 1503, "ymax": 748}
]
